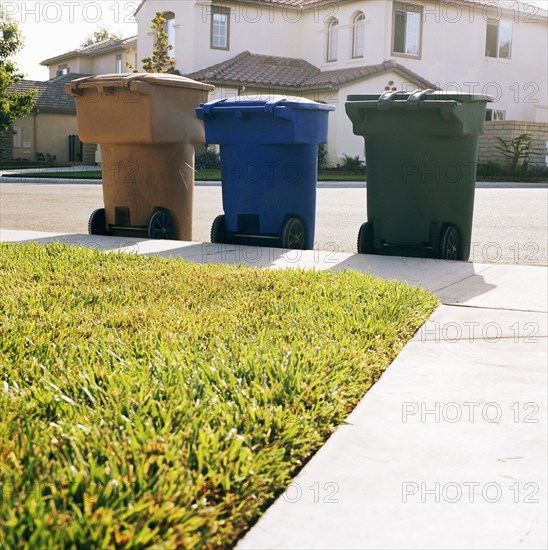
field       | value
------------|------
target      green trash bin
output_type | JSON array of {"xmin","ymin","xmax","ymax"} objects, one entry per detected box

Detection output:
[{"xmin": 345, "ymin": 89, "xmax": 492, "ymax": 261}]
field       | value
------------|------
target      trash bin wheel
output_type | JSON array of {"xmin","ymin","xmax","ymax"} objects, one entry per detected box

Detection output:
[
  {"xmin": 211, "ymin": 215, "xmax": 227, "ymax": 244},
  {"xmin": 357, "ymin": 221, "xmax": 374, "ymax": 254},
  {"xmin": 280, "ymin": 217, "xmax": 305, "ymax": 249},
  {"xmin": 148, "ymin": 209, "xmax": 175, "ymax": 240},
  {"xmin": 88, "ymin": 208, "xmax": 109, "ymax": 236},
  {"xmin": 439, "ymin": 224, "xmax": 459, "ymax": 260}
]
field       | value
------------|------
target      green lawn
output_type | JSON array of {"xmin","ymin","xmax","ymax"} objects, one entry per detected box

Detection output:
[
  {"xmin": 3, "ymin": 169, "xmax": 367, "ymax": 182},
  {"xmin": 0, "ymin": 163, "xmax": 69, "ymax": 171},
  {"xmin": 2, "ymin": 170, "xmax": 103, "ymax": 179},
  {"xmin": 0, "ymin": 243, "xmax": 437, "ymax": 548}
]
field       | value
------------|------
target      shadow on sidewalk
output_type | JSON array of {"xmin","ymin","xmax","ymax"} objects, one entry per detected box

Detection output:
[{"xmin": 3, "ymin": 232, "xmax": 498, "ymax": 304}]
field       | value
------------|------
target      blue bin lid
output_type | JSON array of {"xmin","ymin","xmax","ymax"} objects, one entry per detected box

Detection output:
[{"xmin": 197, "ymin": 95, "xmax": 335, "ymax": 118}]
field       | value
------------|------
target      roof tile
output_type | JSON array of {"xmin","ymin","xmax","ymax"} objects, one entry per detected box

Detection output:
[
  {"xmin": 8, "ymin": 74, "xmax": 91, "ymax": 113},
  {"xmin": 186, "ymin": 53, "xmax": 437, "ymax": 91}
]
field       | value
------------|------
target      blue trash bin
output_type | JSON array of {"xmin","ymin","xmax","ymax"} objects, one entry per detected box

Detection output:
[{"xmin": 196, "ymin": 96, "xmax": 335, "ymax": 249}]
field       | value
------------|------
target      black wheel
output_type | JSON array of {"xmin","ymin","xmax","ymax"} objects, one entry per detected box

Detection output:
[
  {"xmin": 148, "ymin": 209, "xmax": 175, "ymax": 240},
  {"xmin": 280, "ymin": 217, "xmax": 305, "ymax": 249},
  {"xmin": 88, "ymin": 208, "xmax": 108, "ymax": 235},
  {"xmin": 210, "ymin": 215, "xmax": 227, "ymax": 243},
  {"xmin": 439, "ymin": 225, "xmax": 459, "ymax": 260},
  {"xmin": 357, "ymin": 221, "xmax": 374, "ymax": 254}
]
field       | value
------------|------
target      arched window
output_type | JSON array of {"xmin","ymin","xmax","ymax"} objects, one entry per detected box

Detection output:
[
  {"xmin": 163, "ymin": 12, "xmax": 175, "ymax": 58},
  {"xmin": 352, "ymin": 12, "xmax": 365, "ymax": 58},
  {"xmin": 326, "ymin": 18, "xmax": 339, "ymax": 62}
]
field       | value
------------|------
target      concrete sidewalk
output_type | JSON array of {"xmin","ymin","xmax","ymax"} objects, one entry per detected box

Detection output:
[{"xmin": 1, "ymin": 229, "xmax": 547, "ymax": 549}]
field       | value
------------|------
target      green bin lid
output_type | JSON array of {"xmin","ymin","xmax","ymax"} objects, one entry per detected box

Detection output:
[{"xmin": 347, "ymin": 89, "xmax": 493, "ymax": 103}]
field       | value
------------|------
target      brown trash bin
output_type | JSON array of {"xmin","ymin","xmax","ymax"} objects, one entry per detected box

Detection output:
[{"xmin": 66, "ymin": 73, "xmax": 214, "ymax": 241}]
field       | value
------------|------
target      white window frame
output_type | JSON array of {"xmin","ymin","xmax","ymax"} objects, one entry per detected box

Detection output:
[
  {"xmin": 326, "ymin": 18, "xmax": 339, "ymax": 62},
  {"xmin": 163, "ymin": 12, "xmax": 176, "ymax": 59},
  {"xmin": 392, "ymin": 2, "xmax": 423, "ymax": 58},
  {"xmin": 115, "ymin": 54, "xmax": 123, "ymax": 73},
  {"xmin": 485, "ymin": 109, "xmax": 506, "ymax": 121},
  {"xmin": 211, "ymin": 6, "xmax": 230, "ymax": 50},
  {"xmin": 485, "ymin": 20, "xmax": 512, "ymax": 59},
  {"xmin": 352, "ymin": 13, "xmax": 365, "ymax": 59}
]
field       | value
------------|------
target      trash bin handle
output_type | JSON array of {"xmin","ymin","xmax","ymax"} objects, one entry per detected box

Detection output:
[
  {"xmin": 377, "ymin": 89, "xmax": 409, "ymax": 105},
  {"xmin": 202, "ymin": 98, "xmax": 229, "ymax": 115},
  {"xmin": 264, "ymin": 98, "xmax": 288, "ymax": 113},
  {"xmin": 406, "ymin": 89, "xmax": 436, "ymax": 107}
]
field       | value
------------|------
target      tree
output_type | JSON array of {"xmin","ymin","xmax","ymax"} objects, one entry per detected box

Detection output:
[
  {"xmin": 0, "ymin": 7, "xmax": 37, "ymax": 133},
  {"xmin": 495, "ymin": 134, "xmax": 534, "ymax": 177},
  {"xmin": 133, "ymin": 12, "xmax": 176, "ymax": 73},
  {"xmin": 80, "ymin": 27, "xmax": 122, "ymax": 48}
]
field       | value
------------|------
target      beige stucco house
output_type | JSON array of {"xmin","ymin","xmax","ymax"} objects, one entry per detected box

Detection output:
[
  {"xmin": 6, "ymin": 73, "xmax": 91, "ymax": 164},
  {"xmin": 1, "ymin": 37, "xmax": 138, "ymax": 163},
  {"xmin": 40, "ymin": 36, "xmax": 138, "ymax": 80},
  {"xmin": 134, "ymin": 0, "xmax": 548, "ymax": 165}
]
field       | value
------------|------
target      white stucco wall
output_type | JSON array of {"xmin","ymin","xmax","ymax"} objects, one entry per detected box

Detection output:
[
  {"xmin": 298, "ymin": 0, "xmax": 390, "ymax": 69},
  {"xmin": 46, "ymin": 48, "xmax": 137, "ymax": 79},
  {"xmin": 91, "ymin": 49, "xmax": 138, "ymax": 75},
  {"xmin": 134, "ymin": 0, "xmax": 548, "ymax": 158},
  {"xmin": 136, "ymin": 0, "xmax": 307, "ymax": 73},
  {"xmin": 379, "ymin": 1, "xmax": 548, "ymax": 122},
  {"xmin": 47, "ymin": 57, "xmax": 94, "ymax": 79}
]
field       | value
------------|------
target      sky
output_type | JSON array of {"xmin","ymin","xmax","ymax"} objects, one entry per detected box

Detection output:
[
  {"xmin": 4, "ymin": 0, "xmax": 548, "ymax": 81},
  {"xmin": 7, "ymin": 0, "xmax": 139, "ymax": 80}
]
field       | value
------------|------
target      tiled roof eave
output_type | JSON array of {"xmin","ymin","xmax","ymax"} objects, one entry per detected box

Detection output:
[{"xmin": 197, "ymin": 77, "xmax": 338, "ymax": 92}]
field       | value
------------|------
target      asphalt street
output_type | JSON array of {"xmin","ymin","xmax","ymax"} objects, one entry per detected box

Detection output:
[{"xmin": 0, "ymin": 183, "xmax": 546, "ymax": 265}]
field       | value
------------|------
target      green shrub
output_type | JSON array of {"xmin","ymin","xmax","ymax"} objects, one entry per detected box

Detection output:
[
  {"xmin": 340, "ymin": 154, "xmax": 366, "ymax": 173},
  {"xmin": 195, "ymin": 145, "xmax": 221, "ymax": 170}
]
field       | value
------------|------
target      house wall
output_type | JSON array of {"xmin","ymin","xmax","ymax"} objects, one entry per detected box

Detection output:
[
  {"xmin": 134, "ymin": 0, "xmax": 547, "ymax": 162},
  {"xmin": 136, "ymin": 0, "xmax": 305, "ymax": 73},
  {"xmin": 299, "ymin": 0, "xmax": 389, "ymax": 69},
  {"xmin": 478, "ymin": 121, "xmax": 548, "ymax": 167},
  {"xmin": 0, "ymin": 129, "xmax": 13, "ymax": 160},
  {"xmin": 48, "ymin": 58, "xmax": 94, "ymax": 79},
  {"xmin": 135, "ymin": 0, "xmax": 547, "ymax": 124},
  {"xmin": 36, "ymin": 113, "xmax": 79, "ymax": 163},
  {"xmin": 379, "ymin": 1, "xmax": 548, "ymax": 122},
  {"xmin": 92, "ymin": 49, "xmax": 138, "ymax": 74},
  {"xmin": 82, "ymin": 143, "xmax": 98, "ymax": 164},
  {"xmin": 11, "ymin": 116, "xmax": 35, "ymax": 160},
  {"xmin": 46, "ymin": 48, "xmax": 138, "ymax": 79},
  {"xmin": 11, "ymin": 112, "xmax": 79, "ymax": 163}
]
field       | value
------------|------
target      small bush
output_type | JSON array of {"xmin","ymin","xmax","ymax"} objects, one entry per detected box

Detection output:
[
  {"xmin": 476, "ymin": 161, "xmax": 504, "ymax": 178},
  {"xmin": 195, "ymin": 144, "xmax": 220, "ymax": 170},
  {"xmin": 317, "ymin": 143, "xmax": 328, "ymax": 169},
  {"xmin": 340, "ymin": 154, "xmax": 366, "ymax": 173}
]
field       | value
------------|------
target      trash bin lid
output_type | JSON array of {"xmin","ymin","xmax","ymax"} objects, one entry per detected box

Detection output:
[
  {"xmin": 347, "ymin": 89, "xmax": 493, "ymax": 104},
  {"xmin": 198, "ymin": 95, "xmax": 335, "ymax": 115},
  {"xmin": 68, "ymin": 73, "xmax": 214, "ymax": 92}
]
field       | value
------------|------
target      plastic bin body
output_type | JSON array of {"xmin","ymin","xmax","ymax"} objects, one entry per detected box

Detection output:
[
  {"xmin": 196, "ymin": 96, "xmax": 334, "ymax": 249},
  {"xmin": 346, "ymin": 90, "xmax": 492, "ymax": 260},
  {"xmin": 67, "ymin": 73, "xmax": 213, "ymax": 240}
]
